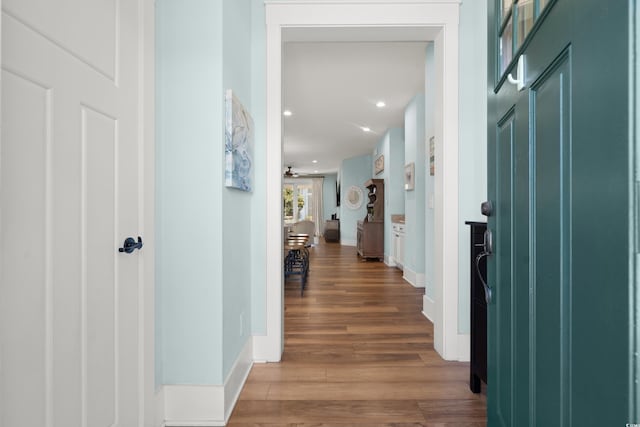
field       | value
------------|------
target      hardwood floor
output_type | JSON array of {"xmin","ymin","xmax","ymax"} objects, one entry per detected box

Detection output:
[{"xmin": 228, "ymin": 242, "xmax": 486, "ymax": 426}]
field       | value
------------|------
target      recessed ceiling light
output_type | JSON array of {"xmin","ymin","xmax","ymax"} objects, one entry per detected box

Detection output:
[
  {"xmin": 376, "ymin": 101, "xmax": 386, "ymax": 108},
  {"xmin": 314, "ymin": 170, "xmax": 319, "ymax": 173},
  {"xmin": 283, "ymin": 110, "xmax": 292, "ymax": 116},
  {"xmin": 362, "ymin": 127, "xmax": 371, "ymax": 132},
  {"xmin": 312, "ymin": 160, "xmax": 318, "ymax": 164}
]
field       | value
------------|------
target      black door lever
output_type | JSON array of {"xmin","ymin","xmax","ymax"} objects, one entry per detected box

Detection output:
[{"xmin": 119, "ymin": 236, "xmax": 143, "ymax": 253}]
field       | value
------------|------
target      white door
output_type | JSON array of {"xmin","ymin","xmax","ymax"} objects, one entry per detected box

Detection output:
[{"xmin": 0, "ymin": 1, "xmax": 152, "ymax": 426}]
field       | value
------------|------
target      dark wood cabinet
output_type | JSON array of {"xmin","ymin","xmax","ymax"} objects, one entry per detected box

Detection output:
[
  {"xmin": 466, "ymin": 221, "xmax": 487, "ymax": 393},
  {"xmin": 357, "ymin": 220, "xmax": 383, "ymax": 259},
  {"xmin": 357, "ymin": 179, "xmax": 384, "ymax": 259}
]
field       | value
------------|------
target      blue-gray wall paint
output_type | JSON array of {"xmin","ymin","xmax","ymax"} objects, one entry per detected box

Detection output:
[
  {"xmin": 156, "ymin": 0, "xmax": 259, "ymax": 386},
  {"xmin": 457, "ymin": 0, "xmax": 488, "ymax": 334},
  {"xmin": 424, "ymin": 43, "xmax": 436, "ymax": 301},
  {"xmin": 374, "ymin": 129, "xmax": 405, "ymax": 258},
  {"xmin": 404, "ymin": 94, "xmax": 426, "ymax": 278},
  {"xmin": 222, "ymin": 0, "xmax": 254, "ymax": 379},
  {"xmin": 339, "ymin": 155, "xmax": 373, "ymax": 244},
  {"xmin": 156, "ymin": 0, "xmax": 224, "ymax": 385}
]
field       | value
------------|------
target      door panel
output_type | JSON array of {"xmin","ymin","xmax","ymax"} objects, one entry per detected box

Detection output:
[
  {"xmin": 488, "ymin": 0, "xmax": 633, "ymax": 425},
  {"xmin": 493, "ymin": 111, "xmax": 515, "ymax": 427},
  {"xmin": 531, "ymin": 51, "xmax": 571, "ymax": 427},
  {"xmin": 84, "ymin": 106, "xmax": 118, "ymax": 427},
  {"xmin": 1, "ymin": 69, "xmax": 50, "ymax": 427},
  {"xmin": 1, "ymin": 1, "xmax": 146, "ymax": 425}
]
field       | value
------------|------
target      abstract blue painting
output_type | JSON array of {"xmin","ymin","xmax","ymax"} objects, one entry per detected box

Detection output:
[{"xmin": 225, "ymin": 90, "xmax": 254, "ymax": 192}]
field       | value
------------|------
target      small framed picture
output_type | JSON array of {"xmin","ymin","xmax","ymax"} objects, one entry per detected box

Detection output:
[
  {"xmin": 374, "ymin": 154, "xmax": 384, "ymax": 175},
  {"xmin": 404, "ymin": 162, "xmax": 415, "ymax": 191},
  {"xmin": 429, "ymin": 136, "xmax": 435, "ymax": 176}
]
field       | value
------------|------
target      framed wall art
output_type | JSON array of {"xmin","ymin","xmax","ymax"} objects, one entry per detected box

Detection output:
[
  {"xmin": 429, "ymin": 136, "xmax": 435, "ymax": 176},
  {"xmin": 225, "ymin": 89, "xmax": 254, "ymax": 192},
  {"xmin": 404, "ymin": 162, "xmax": 415, "ymax": 191},
  {"xmin": 374, "ymin": 154, "xmax": 384, "ymax": 175}
]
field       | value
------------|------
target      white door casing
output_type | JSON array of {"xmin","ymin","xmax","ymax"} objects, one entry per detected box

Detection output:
[
  {"xmin": 0, "ymin": 0, "xmax": 154, "ymax": 426},
  {"xmin": 260, "ymin": 1, "xmax": 461, "ymax": 362}
]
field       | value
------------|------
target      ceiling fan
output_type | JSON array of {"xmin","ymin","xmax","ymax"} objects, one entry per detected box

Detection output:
[{"xmin": 284, "ymin": 166, "xmax": 299, "ymax": 178}]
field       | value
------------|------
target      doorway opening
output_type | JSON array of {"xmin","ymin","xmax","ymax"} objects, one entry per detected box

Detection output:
[{"xmin": 257, "ymin": 1, "xmax": 462, "ymax": 363}]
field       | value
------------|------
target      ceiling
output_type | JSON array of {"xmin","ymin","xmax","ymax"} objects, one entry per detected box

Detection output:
[{"xmin": 282, "ymin": 27, "xmax": 435, "ymax": 176}]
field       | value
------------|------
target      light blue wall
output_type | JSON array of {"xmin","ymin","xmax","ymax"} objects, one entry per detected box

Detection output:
[
  {"xmin": 339, "ymin": 155, "xmax": 373, "ymax": 244},
  {"xmin": 404, "ymin": 94, "xmax": 426, "ymax": 277},
  {"xmin": 424, "ymin": 43, "xmax": 436, "ymax": 300},
  {"xmin": 457, "ymin": 0, "xmax": 488, "ymax": 334},
  {"xmin": 323, "ymin": 173, "xmax": 338, "ymax": 222},
  {"xmin": 156, "ymin": 0, "xmax": 261, "ymax": 386},
  {"xmin": 156, "ymin": 0, "xmax": 224, "ymax": 385},
  {"xmin": 374, "ymin": 129, "xmax": 404, "ymax": 258},
  {"xmin": 155, "ymin": 0, "xmax": 487, "ymax": 384},
  {"xmin": 222, "ymin": 0, "xmax": 254, "ymax": 379}
]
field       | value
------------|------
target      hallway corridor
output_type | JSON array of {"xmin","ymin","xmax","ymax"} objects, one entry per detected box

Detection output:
[{"xmin": 228, "ymin": 242, "xmax": 486, "ymax": 426}]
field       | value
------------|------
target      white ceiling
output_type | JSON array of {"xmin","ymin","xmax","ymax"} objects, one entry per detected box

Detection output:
[{"xmin": 282, "ymin": 27, "xmax": 434, "ymax": 176}]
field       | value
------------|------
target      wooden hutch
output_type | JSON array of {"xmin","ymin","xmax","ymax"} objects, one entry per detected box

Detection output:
[{"xmin": 357, "ymin": 179, "xmax": 384, "ymax": 260}]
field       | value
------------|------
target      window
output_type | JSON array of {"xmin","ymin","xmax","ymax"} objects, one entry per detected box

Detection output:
[
  {"xmin": 283, "ymin": 180, "xmax": 314, "ymax": 224},
  {"xmin": 498, "ymin": 0, "xmax": 553, "ymax": 79}
]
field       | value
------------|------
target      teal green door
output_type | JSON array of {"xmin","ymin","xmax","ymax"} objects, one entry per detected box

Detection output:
[{"xmin": 487, "ymin": 1, "xmax": 636, "ymax": 425}]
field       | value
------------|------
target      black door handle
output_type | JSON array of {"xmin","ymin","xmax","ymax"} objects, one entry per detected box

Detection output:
[{"xmin": 119, "ymin": 236, "xmax": 143, "ymax": 253}]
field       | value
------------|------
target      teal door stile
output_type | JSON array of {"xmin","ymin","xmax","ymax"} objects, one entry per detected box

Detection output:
[{"xmin": 487, "ymin": 0, "xmax": 636, "ymax": 425}]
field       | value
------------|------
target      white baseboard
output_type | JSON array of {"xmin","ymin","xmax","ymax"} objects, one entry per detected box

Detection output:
[
  {"xmin": 457, "ymin": 333, "xmax": 470, "ymax": 362},
  {"xmin": 224, "ymin": 338, "xmax": 253, "ymax": 419},
  {"xmin": 155, "ymin": 387, "xmax": 165, "ymax": 427},
  {"xmin": 161, "ymin": 338, "xmax": 254, "ymax": 426},
  {"xmin": 422, "ymin": 294, "xmax": 435, "ymax": 323},
  {"xmin": 163, "ymin": 385, "xmax": 224, "ymax": 426},
  {"xmin": 340, "ymin": 239, "xmax": 356, "ymax": 246},
  {"xmin": 403, "ymin": 267, "xmax": 425, "ymax": 288},
  {"xmin": 385, "ymin": 255, "xmax": 397, "ymax": 267}
]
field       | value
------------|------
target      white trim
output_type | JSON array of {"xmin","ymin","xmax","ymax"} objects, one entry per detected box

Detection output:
[
  {"xmin": 264, "ymin": 0, "xmax": 460, "ymax": 367},
  {"xmin": 340, "ymin": 239, "xmax": 357, "ymax": 246},
  {"xmin": 403, "ymin": 267, "xmax": 426, "ymax": 288},
  {"xmin": 163, "ymin": 385, "xmax": 224, "ymax": 427},
  {"xmin": 431, "ymin": 17, "xmax": 460, "ymax": 362},
  {"xmin": 457, "ymin": 333, "xmax": 470, "ymax": 362},
  {"xmin": 161, "ymin": 338, "xmax": 254, "ymax": 426},
  {"xmin": 385, "ymin": 255, "xmax": 397, "ymax": 267},
  {"xmin": 224, "ymin": 338, "xmax": 254, "ymax": 421},
  {"xmin": 141, "ymin": 0, "xmax": 156, "ymax": 424},
  {"xmin": 155, "ymin": 387, "xmax": 166, "ymax": 427},
  {"xmin": 423, "ymin": 294, "xmax": 436, "ymax": 322}
]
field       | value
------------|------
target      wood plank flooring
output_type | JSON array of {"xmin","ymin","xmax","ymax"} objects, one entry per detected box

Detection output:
[{"xmin": 228, "ymin": 242, "xmax": 486, "ymax": 426}]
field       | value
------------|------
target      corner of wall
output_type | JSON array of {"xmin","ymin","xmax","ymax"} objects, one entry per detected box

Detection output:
[{"xmin": 160, "ymin": 338, "xmax": 254, "ymax": 427}]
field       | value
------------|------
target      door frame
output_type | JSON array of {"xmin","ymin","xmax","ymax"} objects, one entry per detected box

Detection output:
[
  {"xmin": 140, "ymin": 0, "xmax": 156, "ymax": 424},
  {"xmin": 258, "ymin": 0, "xmax": 462, "ymax": 361}
]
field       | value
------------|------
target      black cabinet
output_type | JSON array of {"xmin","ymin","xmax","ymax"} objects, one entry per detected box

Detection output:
[{"xmin": 466, "ymin": 221, "xmax": 487, "ymax": 393}]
